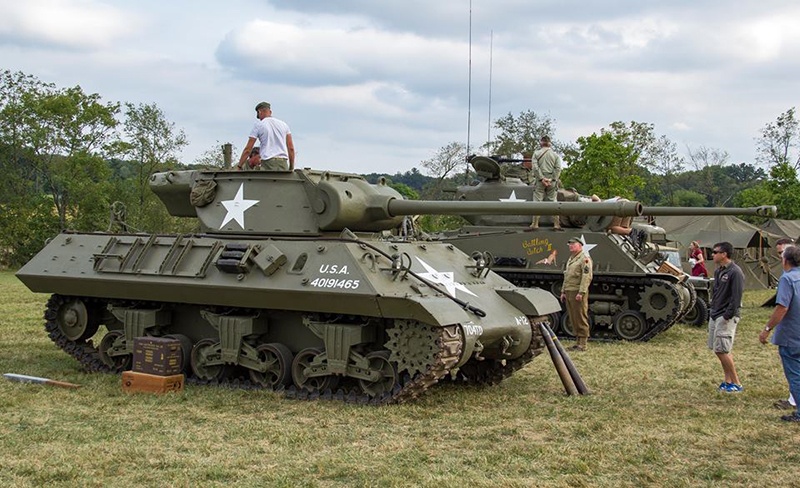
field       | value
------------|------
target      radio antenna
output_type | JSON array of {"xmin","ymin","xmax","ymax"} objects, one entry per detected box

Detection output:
[
  {"xmin": 465, "ymin": 0, "xmax": 473, "ymax": 184},
  {"xmin": 487, "ymin": 29, "xmax": 493, "ymax": 150}
]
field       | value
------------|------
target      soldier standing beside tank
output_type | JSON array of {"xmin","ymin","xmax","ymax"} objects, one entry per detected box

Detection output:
[
  {"xmin": 531, "ymin": 136, "xmax": 562, "ymax": 230},
  {"xmin": 237, "ymin": 102, "xmax": 295, "ymax": 171},
  {"xmin": 561, "ymin": 237, "xmax": 593, "ymax": 351}
]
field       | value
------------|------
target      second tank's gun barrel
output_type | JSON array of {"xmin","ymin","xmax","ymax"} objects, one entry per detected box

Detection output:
[
  {"xmin": 388, "ymin": 200, "xmax": 643, "ymax": 217},
  {"xmin": 642, "ymin": 205, "xmax": 777, "ymax": 217}
]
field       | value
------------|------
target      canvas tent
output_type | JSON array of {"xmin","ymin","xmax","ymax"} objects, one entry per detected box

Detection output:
[
  {"xmin": 759, "ymin": 218, "xmax": 800, "ymax": 297},
  {"xmin": 654, "ymin": 214, "xmax": 780, "ymax": 290},
  {"xmin": 760, "ymin": 219, "xmax": 800, "ymax": 241}
]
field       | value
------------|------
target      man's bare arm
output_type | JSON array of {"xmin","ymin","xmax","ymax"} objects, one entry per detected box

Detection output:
[
  {"xmin": 237, "ymin": 137, "xmax": 256, "ymax": 169},
  {"xmin": 286, "ymin": 134, "xmax": 295, "ymax": 170}
]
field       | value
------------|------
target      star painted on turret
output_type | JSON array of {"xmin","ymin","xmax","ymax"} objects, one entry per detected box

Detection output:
[
  {"xmin": 579, "ymin": 235, "xmax": 597, "ymax": 255},
  {"xmin": 220, "ymin": 183, "xmax": 258, "ymax": 229},
  {"xmin": 499, "ymin": 190, "xmax": 526, "ymax": 202},
  {"xmin": 415, "ymin": 257, "xmax": 477, "ymax": 297}
]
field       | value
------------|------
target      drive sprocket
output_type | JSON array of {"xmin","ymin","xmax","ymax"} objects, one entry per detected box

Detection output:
[
  {"xmin": 637, "ymin": 281, "xmax": 680, "ymax": 323},
  {"xmin": 385, "ymin": 320, "xmax": 440, "ymax": 376}
]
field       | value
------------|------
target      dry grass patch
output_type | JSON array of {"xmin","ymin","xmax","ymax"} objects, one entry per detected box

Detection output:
[{"xmin": 1, "ymin": 271, "xmax": 799, "ymax": 487}]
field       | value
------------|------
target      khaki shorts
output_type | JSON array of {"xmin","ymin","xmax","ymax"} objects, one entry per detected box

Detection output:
[
  {"xmin": 609, "ymin": 215, "xmax": 633, "ymax": 228},
  {"xmin": 707, "ymin": 315, "xmax": 739, "ymax": 353},
  {"xmin": 262, "ymin": 157, "xmax": 289, "ymax": 171}
]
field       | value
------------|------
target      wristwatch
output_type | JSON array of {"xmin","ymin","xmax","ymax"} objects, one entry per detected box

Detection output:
[{"xmin": 764, "ymin": 325, "xmax": 772, "ymax": 332}]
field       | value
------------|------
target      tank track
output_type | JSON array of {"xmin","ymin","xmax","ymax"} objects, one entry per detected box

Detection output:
[
  {"xmin": 44, "ymin": 295, "xmax": 111, "ymax": 374},
  {"xmin": 450, "ymin": 317, "xmax": 548, "ymax": 386},
  {"xmin": 42, "ymin": 294, "xmax": 463, "ymax": 405},
  {"xmin": 499, "ymin": 272, "xmax": 682, "ymax": 342}
]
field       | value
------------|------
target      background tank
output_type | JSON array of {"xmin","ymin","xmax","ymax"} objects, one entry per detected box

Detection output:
[
  {"xmin": 16, "ymin": 167, "xmax": 641, "ymax": 404},
  {"xmin": 441, "ymin": 156, "xmax": 776, "ymax": 342}
]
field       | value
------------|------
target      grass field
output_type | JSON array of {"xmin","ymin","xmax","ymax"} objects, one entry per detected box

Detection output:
[{"xmin": 1, "ymin": 270, "xmax": 799, "ymax": 487}]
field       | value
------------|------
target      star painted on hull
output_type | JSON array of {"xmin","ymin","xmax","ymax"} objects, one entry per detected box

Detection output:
[
  {"xmin": 579, "ymin": 235, "xmax": 597, "ymax": 255},
  {"xmin": 415, "ymin": 257, "xmax": 477, "ymax": 297},
  {"xmin": 499, "ymin": 190, "xmax": 526, "ymax": 202},
  {"xmin": 220, "ymin": 183, "xmax": 259, "ymax": 229}
]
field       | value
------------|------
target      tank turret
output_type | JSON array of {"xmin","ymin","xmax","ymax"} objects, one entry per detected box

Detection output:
[{"xmin": 150, "ymin": 168, "xmax": 642, "ymax": 235}]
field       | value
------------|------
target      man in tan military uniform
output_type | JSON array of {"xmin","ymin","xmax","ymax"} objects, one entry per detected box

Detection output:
[
  {"xmin": 531, "ymin": 135, "xmax": 563, "ymax": 229},
  {"xmin": 560, "ymin": 236, "xmax": 593, "ymax": 351}
]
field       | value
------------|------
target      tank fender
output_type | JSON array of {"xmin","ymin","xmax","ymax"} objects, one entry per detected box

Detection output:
[
  {"xmin": 376, "ymin": 296, "xmax": 471, "ymax": 326},
  {"xmin": 495, "ymin": 287, "xmax": 562, "ymax": 316}
]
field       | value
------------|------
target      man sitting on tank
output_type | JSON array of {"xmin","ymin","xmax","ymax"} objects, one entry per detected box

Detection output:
[
  {"xmin": 242, "ymin": 146, "xmax": 261, "ymax": 170},
  {"xmin": 599, "ymin": 196, "xmax": 644, "ymax": 247},
  {"xmin": 556, "ymin": 189, "xmax": 646, "ymax": 247}
]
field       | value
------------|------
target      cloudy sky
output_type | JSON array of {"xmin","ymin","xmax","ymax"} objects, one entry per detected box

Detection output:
[{"xmin": 1, "ymin": 0, "xmax": 798, "ymax": 174}]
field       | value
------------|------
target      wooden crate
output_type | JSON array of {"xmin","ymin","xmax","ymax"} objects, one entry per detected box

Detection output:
[
  {"xmin": 132, "ymin": 336, "xmax": 183, "ymax": 376},
  {"xmin": 657, "ymin": 261, "xmax": 683, "ymax": 278},
  {"xmin": 122, "ymin": 371, "xmax": 184, "ymax": 394}
]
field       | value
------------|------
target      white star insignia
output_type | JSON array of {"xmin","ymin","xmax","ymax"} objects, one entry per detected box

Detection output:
[
  {"xmin": 416, "ymin": 257, "xmax": 477, "ymax": 297},
  {"xmin": 499, "ymin": 190, "xmax": 526, "ymax": 202},
  {"xmin": 220, "ymin": 183, "xmax": 259, "ymax": 229},
  {"xmin": 579, "ymin": 235, "xmax": 597, "ymax": 255}
]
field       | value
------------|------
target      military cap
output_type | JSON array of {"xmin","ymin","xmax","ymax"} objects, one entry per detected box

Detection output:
[
  {"xmin": 255, "ymin": 102, "xmax": 271, "ymax": 111},
  {"xmin": 567, "ymin": 237, "xmax": 584, "ymax": 245}
]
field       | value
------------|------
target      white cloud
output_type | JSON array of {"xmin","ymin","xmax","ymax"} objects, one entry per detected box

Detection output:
[
  {"xmin": 737, "ymin": 15, "xmax": 800, "ymax": 62},
  {"xmin": 216, "ymin": 20, "xmax": 468, "ymax": 92},
  {"xmin": 671, "ymin": 122, "xmax": 691, "ymax": 131},
  {"xmin": 0, "ymin": 0, "xmax": 136, "ymax": 50}
]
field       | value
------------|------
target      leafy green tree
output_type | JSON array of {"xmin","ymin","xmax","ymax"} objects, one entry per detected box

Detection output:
[
  {"xmin": 192, "ymin": 141, "xmax": 237, "ymax": 169},
  {"xmin": 18, "ymin": 84, "xmax": 118, "ymax": 229},
  {"xmin": 487, "ymin": 110, "xmax": 556, "ymax": 156},
  {"xmin": 756, "ymin": 108, "xmax": 800, "ymax": 170},
  {"xmin": 389, "ymin": 182, "xmax": 419, "ymax": 200},
  {"xmin": 121, "ymin": 102, "xmax": 189, "ymax": 231},
  {"xmin": 420, "ymin": 141, "xmax": 465, "ymax": 199},
  {"xmin": 668, "ymin": 189, "xmax": 708, "ymax": 207},
  {"xmin": 561, "ymin": 131, "xmax": 642, "ymax": 198},
  {"xmin": 122, "ymin": 102, "xmax": 188, "ymax": 206}
]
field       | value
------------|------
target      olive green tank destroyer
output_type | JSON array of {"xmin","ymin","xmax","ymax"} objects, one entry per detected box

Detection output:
[
  {"xmin": 439, "ymin": 156, "xmax": 776, "ymax": 342},
  {"xmin": 18, "ymin": 167, "xmax": 645, "ymax": 404}
]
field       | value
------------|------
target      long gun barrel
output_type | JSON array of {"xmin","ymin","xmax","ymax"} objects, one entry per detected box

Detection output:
[
  {"xmin": 388, "ymin": 200, "xmax": 643, "ymax": 217},
  {"xmin": 642, "ymin": 205, "xmax": 777, "ymax": 217}
]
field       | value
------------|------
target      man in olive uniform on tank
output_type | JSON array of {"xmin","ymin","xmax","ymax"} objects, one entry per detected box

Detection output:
[
  {"xmin": 531, "ymin": 135, "xmax": 562, "ymax": 230},
  {"xmin": 560, "ymin": 236, "xmax": 593, "ymax": 351},
  {"xmin": 501, "ymin": 153, "xmax": 535, "ymax": 184}
]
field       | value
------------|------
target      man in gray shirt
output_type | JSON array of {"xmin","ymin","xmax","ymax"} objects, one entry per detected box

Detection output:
[
  {"xmin": 708, "ymin": 241, "xmax": 745, "ymax": 393},
  {"xmin": 759, "ymin": 245, "xmax": 800, "ymax": 422}
]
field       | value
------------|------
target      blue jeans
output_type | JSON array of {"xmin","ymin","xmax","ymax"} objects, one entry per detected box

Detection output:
[{"xmin": 779, "ymin": 346, "xmax": 800, "ymax": 414}]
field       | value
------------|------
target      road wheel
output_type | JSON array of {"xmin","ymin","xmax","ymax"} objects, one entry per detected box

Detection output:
[{"xmin": 613, "ymin": 311, "xmax": 647, "ymax": 341}]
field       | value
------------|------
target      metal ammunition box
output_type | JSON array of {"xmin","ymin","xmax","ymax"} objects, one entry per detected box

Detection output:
[
  {"xmin": 132, "ymin": 336, "xmax": 182, "ymax": 376},
  {"xmin": 122, "ymin": 371, "xmax": 184, "ymax": 394}
]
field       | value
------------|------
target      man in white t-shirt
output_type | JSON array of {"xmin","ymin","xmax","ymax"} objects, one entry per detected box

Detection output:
[{"xmin": 237, "ymin": 102, "xmax": 295, "ymax": 171}]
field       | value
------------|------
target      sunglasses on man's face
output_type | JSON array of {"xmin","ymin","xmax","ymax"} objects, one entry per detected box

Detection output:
[{"xmin": 712, "ymin": 250, "xmax": 721, "ymax": 254}]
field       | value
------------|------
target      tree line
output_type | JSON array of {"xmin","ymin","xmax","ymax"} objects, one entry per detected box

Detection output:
[
  {"xmin": 2, "ymin": 69, "xmax": 798, "ymax": 266},
  {"xmin": 0, "ymin": 70, "xmax": 235, "ymax": 267}
]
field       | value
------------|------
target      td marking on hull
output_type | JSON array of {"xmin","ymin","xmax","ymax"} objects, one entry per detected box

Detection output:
[{"xmin": 462, "ymin": 323, "xmax": 484, "ymax": 337}]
